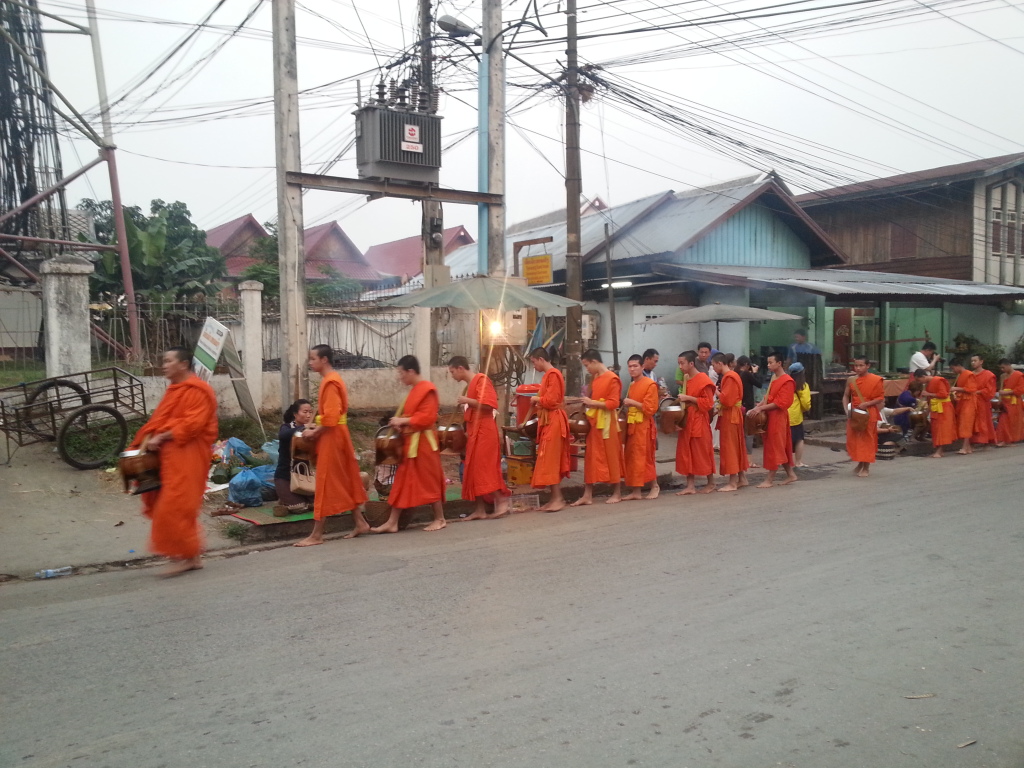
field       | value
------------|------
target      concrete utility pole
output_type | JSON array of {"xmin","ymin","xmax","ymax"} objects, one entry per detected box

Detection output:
[
  {"xmin": 563, "ymin": 0, "xmax": 583, "ymax": 397},
  {"xmin": 421, "ymin": 0, "xmax": 447, "ymax": 368},
  {"xmin": 483, "ymin": 0, "xmax": 505, "ymax": 276},
  {"xmin": 272, "ymin": 0, "xmax": 309, "ymax": 402},
  {"xmin": 85, "ymin": 0, "xmax": 141, "ymax": 360}
]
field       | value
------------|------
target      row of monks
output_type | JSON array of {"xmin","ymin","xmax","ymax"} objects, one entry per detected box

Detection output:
[{"xmin": 127, "ymin": 344, "xmax": 1024, "ymax": 576}]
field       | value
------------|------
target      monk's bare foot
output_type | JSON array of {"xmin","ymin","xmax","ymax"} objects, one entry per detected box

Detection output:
[
  {"xmin": 756, "ymin": 480, "xmax": 774, "ymax": 489},
  {"xmin": 569, "ymin": 497, "xmax": 593, "ymax": 507},
  {"xmin": 605, "ymin": 495, "xmax": 622, "ymax": 504},
  {"xmin": 645, "ymin": 485, "xmax": 660, "ymax": 500},
  {"xmin": 781, "ymin": 474, "xmax": 798, "ymax": 485},
  {"xmin": 957, "ymin": 449, "xmax": 971, "ymax": 455},
  {"xmin": 460, "ymin": 509, "xmax": 489, "ymax": 521},
  {"xmin": 545, "ymin": 500, "xmax": 566, "ymax": 513},
  {"xmin": 748, "ymin": 462, "xmax": 761, "ymax": 469},
  {"xmin": 342, "ymin": 522, "xmax": 371, "ymax": 539},
  {"xmin": 995, "ymin": 442, "xmax": 1006, "ymax": 448},
  {"xmin": 160, "ymin": 557, "xmax": 202, "ymax": 577},
  {"xmin": 930, "ymin": 451, "xmax": 943, "ymax": 458},
  {"xmin": 424, "ymin": 519, "xmax": 447, "ymax": 532},
  {"xmin": 293, "ymin": 535, "xmax": 323, "ymax": 547},
  {"xmin": 371, "ymin": 522, "xmax": 399, "ymax": 534},
  {"xmin": 856, "ymin": 468, "xmax": 869, "ymax": 478},
  {"xmin": 676, "ymin": 487, "xmax": 696, "ymax": 496},
  {"xmin": 718, "ymin": 484, "xmax": 738, "ymax": 492},
  {"xmin": 795, "ymin": 463, "xmax": 809, "ymax": 468},
  {"xmin": 737, "ymin": 475, "xmax": 749, "ymax": 488},
  {"xmin": 490, "ymin": 507, "xmax": 511, "ymax": 519},
  {"xmin": 622, "ymin": 491, "xmax": 643, "ymax": 501},
  {"xmin": 697, "ymin": 484, "xmax": 715, "ymax": 494}
]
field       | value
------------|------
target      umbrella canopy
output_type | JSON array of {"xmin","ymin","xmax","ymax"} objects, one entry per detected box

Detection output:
[
  {"xmin": 381, "ymin": 276, "xmax": 581, "ymax": 312},
  {"xmin": 639, "ymin": 303, "xmax": 802, "ymax": 325}
]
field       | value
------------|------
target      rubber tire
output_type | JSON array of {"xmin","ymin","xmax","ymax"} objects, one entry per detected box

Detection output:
[
  {"xmin": 57, "ymin": 404, "xmax": 128, "ymax": 470},
  {"xmin": 24, "ymin": 379, "xmax": 91, "ymax": 440}
]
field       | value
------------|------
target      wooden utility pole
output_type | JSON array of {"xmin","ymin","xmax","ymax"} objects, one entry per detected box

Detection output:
[
  {"xmin": 563, "ymin": 0, "xmax": 583, "ymax": 396},
  {"xmin": 272, "ymin": 0, "xmax": 308, "ymax": 402}
]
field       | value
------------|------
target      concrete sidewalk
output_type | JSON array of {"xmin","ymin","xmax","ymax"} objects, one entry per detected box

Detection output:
[{"xmin": 0, "ymin": 432, "xmax": 856, "ymax": 579}]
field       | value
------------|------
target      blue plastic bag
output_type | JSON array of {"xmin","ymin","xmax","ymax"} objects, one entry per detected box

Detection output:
[
  {"xmin": 225, "ymin": 437, "xmax": 254, "ymax": 462},
  {"xmin": 260, "ymin": 440, "xmax": 280, "ymax": 466},
  {"xmin": 227, "ymin": 464, "xmax": 276, "ymax": 507}
]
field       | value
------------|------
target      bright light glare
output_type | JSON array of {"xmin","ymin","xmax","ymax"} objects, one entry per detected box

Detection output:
[
  {"xmin": 601, "ymin": 281, "xmax": 633, "ymax": 289},
  {"xmin": 489, "ymin": 320, "xmax": 503, "ymax": 336}
]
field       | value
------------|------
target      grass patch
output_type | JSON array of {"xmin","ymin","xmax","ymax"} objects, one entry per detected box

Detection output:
[
  {"xmin": 218, "ymin": 414, "xmax": 278, "ymax": 449},
  {"xmin": 217, "ymin": 520, "xmax": 250, "ymax": 544},
  {"xmin": 0, "ymin": 362, "xmax": 47, "ymax": 389}
]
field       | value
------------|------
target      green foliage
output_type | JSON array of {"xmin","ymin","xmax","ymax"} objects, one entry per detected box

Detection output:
[
  {"xmin": 306, "ymin": 265, "xmax": 363, "ymax": 306},
  {"xmin": 951, "ymin": 333, "xmax": 1004, "ymax": 373},
  {"xmin": 86, "ymin": 205, "xmax": 227, "ymax": 303},
  {"xmin": 76, "ymin": 198, "xmax": 145, "ymax": 244},
  {"xmin": 1010, "ymin": 334, "xmax": 1024, "ymax": 364},
  {"xmin": 241, "ymin": 238, "xmax": 363, "ymax": 305}
]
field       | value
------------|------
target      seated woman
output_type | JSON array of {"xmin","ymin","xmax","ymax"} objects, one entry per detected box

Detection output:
[{"xmin": 274, "ymin": 399, "xmax": 314, "ymax": 514}]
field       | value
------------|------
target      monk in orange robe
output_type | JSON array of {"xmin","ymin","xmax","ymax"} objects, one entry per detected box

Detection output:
[
  {"xmin": 572, "ymin": 349, "xmax": 625, "ymax": 505},
  {"xmin": 129, "ymin": 347, "xmax": 217, "ymax": 577},
  {"xmin": 949, "ymin": 358, "xmax": 978, "ymax": 455},
  {"xmin": 294, "ymin": 345, "xmax": 370, "ymax": 546},
  {"xmin": 712, "ymin": 353, "xmax": 748, "ymax": 492},
  {"xmin": 970, "ymin": 354, "xmax": 997, "ymax": 448},
  {"xmin": 996, "ymin": 358, "xmax": 1024, "ymax": 445},
  {"xmin": 371, "ymin": 355, "xmax": 447, "ymax": 533},
  {"xmin": 747, "ymin": 353, "xmax": 798, "ymax": 488},
  {"xmin": 528, "ymin": 347, "xmax": 570, "ymax": 512},
  {"xmin": 447, "ymin": 356, "xmax": 510, "ymax": 520},
  {"xmin": 674, "ymin": 350, "xmax": 716, "ymax": 495},
  {"xmin": 918, "ymin": 370, "xmax": 955, "ymax": 457},
  {"xmin": 621, "ymin": 354, "xmax": 659, "ymax": 501},
  {"xmin": 841, "ymin": 355, "xmax": 886, "ymax": 478}
]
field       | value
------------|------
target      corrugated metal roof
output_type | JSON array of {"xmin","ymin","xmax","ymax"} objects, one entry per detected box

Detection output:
[{"xmin": 658, "ymin": 264, "xmax": 1024, "ymax": 298}]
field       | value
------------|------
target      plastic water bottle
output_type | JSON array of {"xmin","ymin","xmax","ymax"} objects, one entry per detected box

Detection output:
[{"xmin": 35, "ymin": 566, "xmax": 72, "ymax": 579}]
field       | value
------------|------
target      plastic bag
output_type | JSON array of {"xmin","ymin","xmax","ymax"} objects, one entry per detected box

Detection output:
[
  {"xmin": 227, "ymin": 464, "xmax": 276, "ymax": 507},
  {"xmin": 260, "ymin": 440, "xmax": 280, "ymax": 466}
]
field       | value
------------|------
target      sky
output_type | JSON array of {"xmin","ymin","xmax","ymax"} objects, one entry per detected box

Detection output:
[{"xmin": 35, "ymin": 0, "xmax": 1024, "ymax": 258}]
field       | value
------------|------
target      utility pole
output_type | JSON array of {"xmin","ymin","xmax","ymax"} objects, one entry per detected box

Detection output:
[
  {"xmin": 272, "ymin": 0, "xmax": 308, "ymax": 402},
  {"xmin": 85, "ymin": 0, "xmax": 141, "ymax": 361},
  {"xmin": 420, "ymin": 0, "xmax": 448, "ymax": 368},
  {"xmin": 484, "ymin": 0, "xmax": 505, "ymax": 276},
  {"xmin": 563, "ymin": 0, "xmax": 583, "ymax": 396}
]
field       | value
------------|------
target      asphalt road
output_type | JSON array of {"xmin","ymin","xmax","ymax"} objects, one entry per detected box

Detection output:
[{"xmin": 3, "ymin": 448, "xmax": 1023, "ymax": 768}]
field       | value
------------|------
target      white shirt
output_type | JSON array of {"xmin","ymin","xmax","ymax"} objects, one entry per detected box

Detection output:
[{"xmin": 909, "ymin": 351, "xmax": 930, "ymax": 373}]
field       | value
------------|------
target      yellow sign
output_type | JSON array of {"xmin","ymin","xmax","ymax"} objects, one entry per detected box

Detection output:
[{"xmin": 522, "ymin": 254, "xmax": 553, "ymax": 286}]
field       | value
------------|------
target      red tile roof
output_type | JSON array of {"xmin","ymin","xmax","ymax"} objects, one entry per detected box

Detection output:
[
  {"xmin": 206, "ymin": 214, "xmax": 266, "ymax": 251},
  {"xmin": 364, "ymin": 225, "xmax": 474, "ymax": 279},
  {"xmin": 796, "ymin": 153, "xmax": 1024, "ymax": 205}
]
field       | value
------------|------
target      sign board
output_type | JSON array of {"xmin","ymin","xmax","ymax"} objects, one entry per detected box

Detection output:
[
  {"xmin": 404, "ymin": 124, "xmax": 420, "ymax": 142},
  {"xmin": 522, "ymin": 254, "xmax": 553, "ymax": 286},
  {"xmin": 193, "ymin": 317, "xmax": 265, "ymax": 442},
  {"xmin": 400, "ymin": 141, "xmax": 423, "ymax": 153}
]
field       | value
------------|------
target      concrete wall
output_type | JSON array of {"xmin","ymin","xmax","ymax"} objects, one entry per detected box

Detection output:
[{"xmin": 141, "ymin": 365, "xmax": 464, "ymax": 418}]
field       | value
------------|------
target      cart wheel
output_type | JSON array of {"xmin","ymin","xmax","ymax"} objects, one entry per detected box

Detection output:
[
  {"xmin": 57, "ymin": 404, "xmax": 127, "ymax": 470},
  {"xmin": 24, "ymin": 379, "xmax": 91, "ymax": 439}
]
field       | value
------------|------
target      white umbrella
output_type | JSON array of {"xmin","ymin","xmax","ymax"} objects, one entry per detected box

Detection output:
[{"xmin": 638, "ymin": 303, "xmax": 803, "ymax": 349}]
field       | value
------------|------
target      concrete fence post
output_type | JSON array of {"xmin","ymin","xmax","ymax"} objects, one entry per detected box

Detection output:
[
  {"xmin": 40, "ymin": 254, "xmax": 94, "ymax": 378},
  {"xmin": 238, "ymin": 280, "xmax": 264, "ymax": 414}
]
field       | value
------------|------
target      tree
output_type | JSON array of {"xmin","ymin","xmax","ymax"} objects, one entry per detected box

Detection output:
[
  {"xmin": 76, "ymin": 198, "xmax": 145, "ymax": 244},
  {"xmin": 77, "ymin": 198, "xmax": 214, "ymax": 256},
  {"xmin": 89, "ymin": 209, "xmax": 227, "ymax": 304}
]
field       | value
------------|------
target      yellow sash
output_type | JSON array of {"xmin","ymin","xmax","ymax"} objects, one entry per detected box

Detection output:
[
  {"xmin": 627, "ymin": 406, "xmax": 644, "ymax": 424},
  {"xmin": 930, "ymin": 397, "xmax": 950, "ymax": 414},
  {"xmin": 314, "ymin": 414, "xmax": 348, "ymax": 426},
  {"xmin": 407, "ymin": 429, "xmax": 438, "ymax": 458},
  {"xmin": 586, "ymin": 406, "xmax": 612, "ymax": 438}
]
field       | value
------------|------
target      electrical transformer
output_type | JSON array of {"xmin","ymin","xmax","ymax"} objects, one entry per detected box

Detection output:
[{"xmin": 355, "ymin": 105, "xmax": 442, "ymax": 185}]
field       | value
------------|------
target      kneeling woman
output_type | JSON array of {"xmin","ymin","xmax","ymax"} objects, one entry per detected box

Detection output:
[{"xmin": 274, "ymin": 399, "xmax": 314, "ymax": 513}]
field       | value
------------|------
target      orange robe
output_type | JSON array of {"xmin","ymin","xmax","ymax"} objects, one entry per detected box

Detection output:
[
  {"xmin": 624, "ymin": 376, "xmax": 658, "ymax": 487},
  {"xmin": 846, "ymin": 372, "xmax": 884, "ymax": 464},
  {"xmin": 312, "ymin": 371, "xmax": 368, "ymax": 521},
  {"xmin": 675, "ymin": 372, "xmax": 715, "ymax": 477},
  {"xmin": 130, "ymin": 375, "xmax": 217, "ymax": 560},
  {"xmin": 971, "ymin": 368, "xmax": 997, "ymax": 445},
  {"xmin": 718, "ymin": 369, "xmax": 748, "ymax": 476},
  {"xmin": 997, "ymin": 370, "xmax": 1024, "ymax": 443},
  {"xmin": 461, "ymin": 373, "xmax": 510, "ymax": 501},
  {"xmin": 926, "ymin": 376, "xmax": 955, "ymax": 447},
  {"xmin": 954, "ymin": 370, "xmax": 978, "ymax": 439},
  {"xmin": 762, "ymin": 374, "xmax": 794, "ymax": 471},
  {"xmin": 532, "ymin": 367, "xmax": 571, "ymax": 487},
  {"xmin": 389, "ymin": 380, "xmax": 446, "ymax": 509},
  {"xmin": 584, "ymin": 370, "xmax": 625, "ymax": 484}
]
